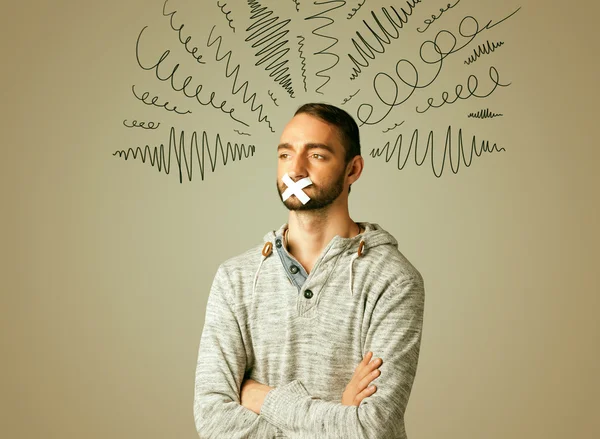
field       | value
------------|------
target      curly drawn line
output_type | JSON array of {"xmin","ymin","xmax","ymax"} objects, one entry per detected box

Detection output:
[
  {"xmin": 305, "ymin": 0, "xmax": 347, "ymax": 95},
  {"xmin": 268, "ymin": 90, "xmax": 280, "ymax": 106},
  {"xmin": 245, "ymin": 0, "xmax": 296, "ymax": 97},
  {"xmin": 416, "ymin": 66, "xmax": 511, "ymax": 114},
  {"xmin": 162, "ymin": 0, "xmax": 205, "ymax": 63},
  {"xmin": 347, "ymin": 0, "xmax": 365, "ymax": 20},
  {"xmin": 464, "ymin": 40, "xmax": 504, "ymax": 65},
  {"xmin": 341, "ymin": 89, "xmax": 361, "ymax": 105},
  {"xmin": 234, "ymin": 129, "xmax": 252, "ymax": 136},
  {"xmin": 292, "ymin": 0, "xmax": 300, "ymax": 12},
  {"xmin": 207, "ymin": 26, "xmax": 275, "ymax": 133},
  {"xmin": 113, "ymin": 126, "xmax": 256, "ymax": 183},
  {"xmin": 296, "ymin": 36, "xmax": 308, "ymax": 93},
  {"xmin": 382, "ymin": 121, "xmax": 404, "ymax": 133},
  {"xmin": 131, "ymin": 85, "xmax": 192, "ymax": 115},
  {"xmin": 217, "ymin": 1, "xmax": 236, "ymax": 32},
  {"xmin": 348, "ymin": 0, "xmax": 423, "ymax": 80},
  {"xmin": 369, "ymin": 125, "xmax": 505, "ymax": 177},
  {"xmin": 355, "ymin": 7, "xmax": 521, "ymax": 126},
  {"xmin": 123, "ymin": 119, "xmax": 161, "ymax": 129},
  {"xmin": 417, "ymin": 0, "xmax": 461, "ymax": 33},
  {"xmin": 135, "ymin": 26, "xmax": 248, "ymax": 126},
  {"xmin": 468, "ymin": 108, "xmax": 503, "ymax": 119}
]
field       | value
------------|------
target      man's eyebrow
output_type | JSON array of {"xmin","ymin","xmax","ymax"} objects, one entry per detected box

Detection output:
[{"xmin": 277, "ymin": 143, "xmax": 336, "ymax": 154}]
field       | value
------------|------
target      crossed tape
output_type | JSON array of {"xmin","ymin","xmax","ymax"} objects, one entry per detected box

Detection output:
[{"xmin": 281, "ymin": 173, "xmax": 313, "ymax": 204}]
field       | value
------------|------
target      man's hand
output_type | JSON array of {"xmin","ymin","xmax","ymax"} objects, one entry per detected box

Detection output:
[
  {"xmin": 342, "ymin": 351, "xmax": 382, "ymax": 406},
  {"xmin": 240, "ymin": 378, "xmax": 274, "ymax": 415}
]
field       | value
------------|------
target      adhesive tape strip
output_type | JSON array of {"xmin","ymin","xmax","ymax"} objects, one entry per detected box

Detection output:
[{"xmin": 281, "ymin": 173, "xmax": 312, "ymax": 204}]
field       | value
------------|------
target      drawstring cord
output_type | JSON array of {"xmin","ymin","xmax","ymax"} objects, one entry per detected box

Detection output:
[
  {"xmin": 254, "ymin": 242, "xmax": 273, "ymax": 296},
  {"xmin": 349, "ymin": 240, "xmax": 365, "ymax": 296}
]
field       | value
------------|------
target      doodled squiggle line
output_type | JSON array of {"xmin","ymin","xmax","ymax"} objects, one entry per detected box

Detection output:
[
  {"xmin": 468, "ymin": 109, "xmax": 503, "ymax": 119},
  {"xmin": 292, "ymin": 0, "xmax": 300, "ymax": 12},
  {"xmin": 234, "ymin": 129, "xmax": 251, "ymax": 136},
  {"xmin": 136, "ymin": 26, "xmax": 248, "ymax": 126},
  {"xmin": 464, "ymin": 40, "xmax": 505, "ymax": 65},
  {"xmin": 305, "ymin": 0, "xmax": 347, "ymax": 95},
  {"xmin": 341, "ymin": 89, "xmax": 360, "ymax": 105},
  {"xmin": 268, "ymin": 90, "xmax": 280, "ymax": 106},
  {"xmin": 382, "ymin": 121, "xmax": 404, "ymax": 133},
  {"xmin": 296, "ymin": 36, "xmax": 308, "ymax": 93},
  {"xmin": 113, "ymin": 126, "xmax": 256, "ymax": 183},
  {"xmin": 369, "ymin": 126, "xmax": 505, "ymax": 177},
  {"xmin": 162, "ymin": 0, "xmax": 205, "ymax": 64},
  {"xmin": 206, "ymin": 26, "xmax": 275, "ymax": 133},
  {"xmin": 217, "ymin": 1, "xmax": 236, "ymax": 32},
  {"xmin": 123, "ymin": 119, "xmax": 161, "ymax": 129},
  {"xmin": 347, "ymin": 0, "xmax": 365, "ymax": 20},
  {"xmin": 246, "ymin": 0, "xmax": 296, "ymax": 97},
  {"xmin": 348, "ymin": 0, "xmax": 423, "ymax": 80},
  {"xmin": 131, "ymin": 85, "xmax": 192, "ymax": 115}
]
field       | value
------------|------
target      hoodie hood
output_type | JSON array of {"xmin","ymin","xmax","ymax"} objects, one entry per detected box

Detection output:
[{"xmin": 254, "ymin": 222, "xmax": 398, "ymax": 297}]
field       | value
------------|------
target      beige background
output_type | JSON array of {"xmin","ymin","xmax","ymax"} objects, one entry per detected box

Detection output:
[{"xmin": 2, "ymin": 0, "xmax": 598, "ymax": 438}]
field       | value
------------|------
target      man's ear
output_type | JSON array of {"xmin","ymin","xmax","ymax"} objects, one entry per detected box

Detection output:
[{"xmin": 346, "ymin": 155, "xmax": 364, "ymax": 184}]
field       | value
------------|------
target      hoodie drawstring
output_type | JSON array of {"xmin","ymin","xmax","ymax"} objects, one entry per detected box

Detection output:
[
  {"xmin": 254, "ymin": 242, "xmax": 273, "ymax": 296},
  {"xmin": 349, "ymin": 239, "xmax": 365, "ymax": 296}
]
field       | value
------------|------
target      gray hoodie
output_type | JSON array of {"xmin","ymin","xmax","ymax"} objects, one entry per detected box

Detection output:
[{"xmin": 194, "ymin": 221, "xmax": 425, "ymax": 438}]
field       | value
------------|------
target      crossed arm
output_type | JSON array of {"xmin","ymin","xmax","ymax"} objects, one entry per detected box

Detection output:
[{"xmin": 193, "ymin": 266, "xmax": 424, "ymax": 439}]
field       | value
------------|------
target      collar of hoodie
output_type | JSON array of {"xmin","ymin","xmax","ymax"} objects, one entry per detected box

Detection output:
[{"xmin": 254, "ymin": 222, "xmax": 398, "ymax": 297}]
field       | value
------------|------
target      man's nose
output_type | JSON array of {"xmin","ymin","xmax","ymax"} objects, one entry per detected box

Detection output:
[{"xmin": 288, "ymin": 154, "xmax": 308, "ymax": 179}]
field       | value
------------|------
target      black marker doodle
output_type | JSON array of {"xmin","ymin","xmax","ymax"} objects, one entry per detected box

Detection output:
[
  {"xmin": 417, "ymin": 0, "xmax": 461, "ymax": 33},
  {"xmin": 348, "ymin": 0, "xmax": 423, "ymax": 80},
  {"xmin": 347, "ymin": 0, "xmax": 365, "ymax": 20},
  {"xmin": 246, "ymin": 0, "xmax": 296, "ymax": 97},
  {"xmin": 296, "ymin": 36, "xmax": 309, "ymax": 93},
  {"xmin": 464, "ymin": 40, "xmax": 504, "ymax": 65},
  {"xmin": 292, "ymin": 0, "xmax": 300, "ymax": 12},
  {"xmin": 305, "ymin": 0, "xmax": 347, "ymax": 94},
  {"xmin": 113, "ymin": 127, "xmax": 256, "ymax": 183},
  {"xmin": 234, "ymin": 129, "xmax": 252, "ymax": 136},
  {"xmin": 382, "ymin": 121, "xmax": 404, "ymax": 133},
  {"xmin": 207, "ymin": 26, "xmax": 275, "ymax": 133},
  {"xmin": 341, "ymin": 89, "xmax": 361, "ymax": 105},
  {"xmin": 369, "ymin": 125, "xmax": 505, "ymax": 177},
  {"xmin": 131, "ymin": 85, "xmax": 192, "ymax": 115},
  {"xmin": 135, "ymin": 26, "xmax": 248, "ymax": 127},
  {"xmin": 123, "ymin": 119, "xmax": 161, "ymax": 129},
  {"xmin": 217, "ymin": 1, "xmax": 236, "ymax": 32},
  {"xmin": 162, "ymin": 0, "xmax": 205, "ymax": 64},
  {"xmin": 416, "ymin": 66, "xmax": 510, "ymax": 114},
  {"xmin": 356, "ymin": 7, "xmax": 521, "ymax": 126},
  {"xmin": 468, "ymin": 108, "xmax": 503, "ymax": 119},
  {"xmin": 268, "ymin": 90, "xmax": 280, "ymax": 106}
]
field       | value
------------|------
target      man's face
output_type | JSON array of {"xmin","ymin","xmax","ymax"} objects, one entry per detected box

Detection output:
[{"xmin": 276, "ymin": 113, "xmax": 348, "ymax": 211}]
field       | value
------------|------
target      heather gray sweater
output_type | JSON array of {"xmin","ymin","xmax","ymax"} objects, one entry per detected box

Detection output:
[{"xmin": 193, "ymin": 222, "xmax": 425, "ymax": 438}]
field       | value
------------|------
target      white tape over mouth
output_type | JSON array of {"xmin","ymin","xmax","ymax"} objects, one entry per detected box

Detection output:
[{"xmin": 281, "ymin": 173, "xmax": 313, "ymax": 204}]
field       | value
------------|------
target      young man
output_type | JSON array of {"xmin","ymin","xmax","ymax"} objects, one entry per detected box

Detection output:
[{"xmin": 193, "ymin": 103, "xmax": 425, "ymax": 438}]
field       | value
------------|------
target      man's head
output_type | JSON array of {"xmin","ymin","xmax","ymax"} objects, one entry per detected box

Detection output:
[{"xmin": 276, "ymin": 103, "xmax": 363, "ymax": 212}]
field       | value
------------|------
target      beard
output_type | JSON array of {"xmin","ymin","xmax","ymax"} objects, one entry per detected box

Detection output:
[{"xmin": 276, "ymin": 168, "xmax": 346, "ymax": 211}]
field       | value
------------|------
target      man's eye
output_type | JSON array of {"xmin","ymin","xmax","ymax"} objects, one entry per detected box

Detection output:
[
  {"xmin": 279, "ymin": 154, "xmax": 288, "ymax": 159},
  {"xmin": 312, "ymin": 154, "xmax": 324, "ymax": 159}
]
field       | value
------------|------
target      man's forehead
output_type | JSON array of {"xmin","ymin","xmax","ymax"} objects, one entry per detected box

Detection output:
[{"xmin": 279, "ymin": 113, "xmax": 341, "ymax": 147}]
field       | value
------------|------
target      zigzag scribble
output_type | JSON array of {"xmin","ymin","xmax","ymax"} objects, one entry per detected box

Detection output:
[
  {"xmin": 113, "ymin": 127, "xmax": 255, "ymax": 183},
  {"xmin": 369, "ymin": 125, "xmax": 505, "ymax": 177},
  {"xmin": 207, "ymin": 26, "xmax": 275, "ymax": 133},
  {"xmin": 464, "ymin": 40, "xmax": 505, "ymax": 65},
  {"xmin": 296, "ymin": 35, "xmax": 308, "ymax": 92},
  {"xmin": 305, "ymin": 0, "xmax": 347, "ymax": 94},
  {"xmin": 245, "ymin": 0, "xmax": 296, "ymax": 97}
]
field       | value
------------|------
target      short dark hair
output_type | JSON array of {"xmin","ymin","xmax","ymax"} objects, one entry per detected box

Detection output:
[{"xmin": 294, "ymin": 103, "xmax": 361, "ymax": 164}]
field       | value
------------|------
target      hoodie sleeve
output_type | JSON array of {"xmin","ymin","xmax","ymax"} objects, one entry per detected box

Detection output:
[
  {"xmin": 193, "ymin": 265, "xmax": 284, "ymax": 439},
  {"xmin": 259, "ymin": 277, "xmax": 425, "ymax": 439}
]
